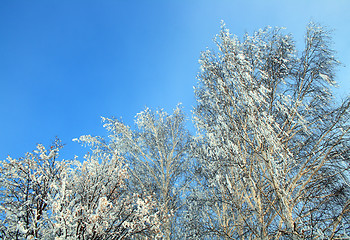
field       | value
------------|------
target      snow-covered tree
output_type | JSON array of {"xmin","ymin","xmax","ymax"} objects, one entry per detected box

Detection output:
[
  {"xmin": 2, "ymin": 21, "xmax": 350, "ymax": 240},
  {"xmin": 0, "ymin": 138, "xmax": 162, "ymax": 239},
  {"xmin": 53, "ymin": 136, "xmax": 161, "ymax": 239},
  {"xmin": 188, "ymin": 22, "xmax": 350, "ymax": 239},
  {"xmin": 0, "ymin": 139, "xmax": 68, "ymax": 239},
  {"xmin": 100, "ymin": 105, "xmax": 192, "ymax": 239}
]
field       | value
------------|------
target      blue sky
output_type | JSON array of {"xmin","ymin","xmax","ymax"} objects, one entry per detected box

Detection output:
[{"xmin": 1, "ymin": 0, "xmax": 349, "ymax": 160}]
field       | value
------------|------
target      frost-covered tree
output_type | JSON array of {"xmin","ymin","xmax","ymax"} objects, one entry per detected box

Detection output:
[
  {"xmin": 2, "ymin": 21, "xmax": 350, "ymax": 240},
  {"xmin": 0, "ymin": 138, "xmax": 162, "ymax": 239},
  {"xmin": 0, "ymin": 139, "xmax": 68, "ymax": 239},
  {"xmin": 99, "ymin": 106, "xmax": 192, "ymax": 239},
  {"xmin": 188, "ymin": 22, "xmax": 350, "ymax": 239},
  {"xmin": 54, "ymin": 136, "xmax": 161, "ymax": 239}
]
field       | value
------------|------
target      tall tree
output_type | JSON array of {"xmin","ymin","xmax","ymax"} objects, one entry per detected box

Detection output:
[
  {"xmin": 188, "ymin": 22, "xmax": 350, "ymax": 239},
  {"xmin": 100, "ymin": 105, "xmax": 192, "ymax": 239}
]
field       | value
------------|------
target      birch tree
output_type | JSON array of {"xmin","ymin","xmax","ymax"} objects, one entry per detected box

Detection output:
[
  {"xmin": 188, "ymin": 22, "xmax": 350, "ymax": 239},
  {"xmin": 100, "ymin": 105, "xmax": 192, "ymax": 239}
]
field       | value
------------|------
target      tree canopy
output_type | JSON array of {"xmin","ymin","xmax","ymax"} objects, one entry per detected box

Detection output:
[{"xmin": 1, "ymin": 22, "xmax": 350, "ymax": 239}]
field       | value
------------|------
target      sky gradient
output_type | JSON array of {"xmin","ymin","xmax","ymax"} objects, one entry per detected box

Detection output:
[{"xmin": 1, "ymin": 0, "xmax": 350, "ymax": 160}]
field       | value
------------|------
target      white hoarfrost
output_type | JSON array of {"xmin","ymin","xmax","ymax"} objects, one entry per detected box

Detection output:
[
  {"xmin": 187, "ymin": 22, "xmax": 350, "ymax": 239},
  {"xmin": 0, "ymin": 138, "xmax": 161, "ymax": 239}
]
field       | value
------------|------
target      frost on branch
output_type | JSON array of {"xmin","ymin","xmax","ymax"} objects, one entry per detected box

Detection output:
[
  {"xmin": 101, "ymin": 105, "xmax": 193, "ymax": 239},
  {"xmin": 188, "ymin": 22, "xmax": 350, "ymax": 239},
  {"xmin": 0, "ymin": 139, "xmax": 68, "ymax": 239},
  {"xmin": 0, "ymin": 138, "xmax": 161, "ymax": 239},
  {"xmin": 51, "ymin": 150, "xmax": 161, "ymax": 239}
]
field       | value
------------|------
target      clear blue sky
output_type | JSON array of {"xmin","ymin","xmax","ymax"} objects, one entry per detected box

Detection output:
[{"xmin": 1, "ymin": 0, "xmax": 349, "ymax": 160}]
